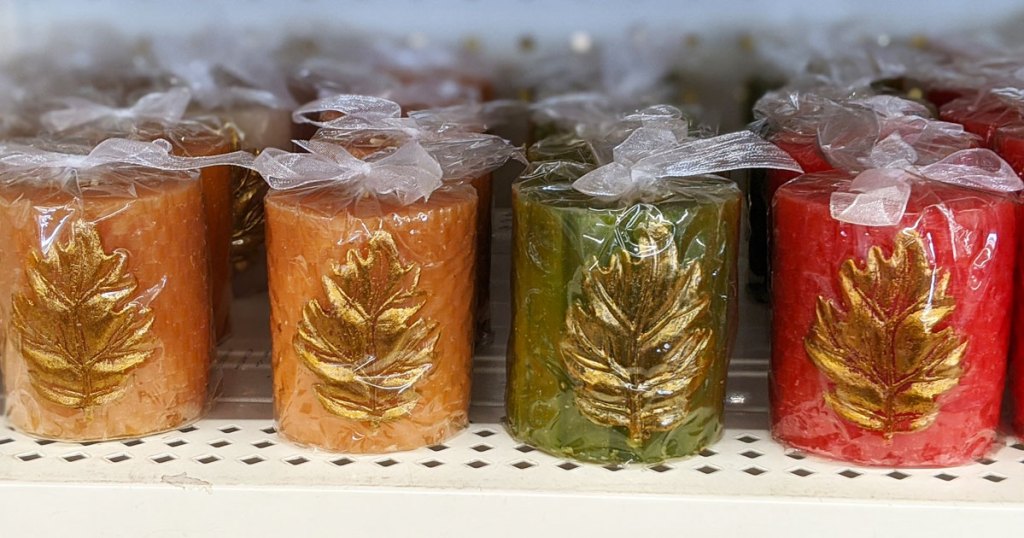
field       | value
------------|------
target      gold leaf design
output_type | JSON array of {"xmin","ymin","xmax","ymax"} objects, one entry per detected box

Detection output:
[
  {"xmin": 230, "ymin": 150, "xmax": 269, "ymax": 272},
  {"xmin": 560, "ymin": 221, "xmax": 713, "ymax": 445},
  {"xmin": 805, "ymin": 229, "xmax": 966, "ymax": 439},
  {"xmin": 11, "ymin": 221, "xmax": 156, "ymax": 409},
  {"xmin": 295, "ymin": 231, "xmax": 439, "ymax": 424}
]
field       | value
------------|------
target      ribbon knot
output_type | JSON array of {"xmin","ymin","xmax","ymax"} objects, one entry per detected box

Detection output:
[
  {"xmin": 41, "ymin": 88, "xmax": 193, "ymax": 133},
  {"xmin": 572, "ymin": 130, "xmax": 803, "ymax": 200}
]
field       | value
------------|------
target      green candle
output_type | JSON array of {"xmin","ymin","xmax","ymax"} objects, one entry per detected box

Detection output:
[{"xmin": 506, "ymin": 161, "xmax": 740, "ymax": 463}]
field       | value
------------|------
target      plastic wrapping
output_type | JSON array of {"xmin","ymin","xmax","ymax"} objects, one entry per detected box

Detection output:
[
  {"xmin": 940, "ymin": 89, "xmax": 1024, "ymax": 147},
  {"xmin": 299, "ymin": 95, "xmax": 524, "ymax": 344},
  {"xmin": 995, "ymin": 124, "xmax": 1024, "ymax": 438},
  {"xmin": 506, "ymin": 127, "xmax": 799, "ymax": 464},
  {"xmin": 0, "ymin": 139, "xmax": 253, "ymax": 441},
  {"xmin": 249, "ymin": 141, "xmax": 478, "ymax": 453},
  {"xmin": 38, "ymin": 89, "xmax": 239, "ymax": 342}
]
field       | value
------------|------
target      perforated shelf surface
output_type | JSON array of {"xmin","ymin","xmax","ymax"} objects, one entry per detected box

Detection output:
[{"xmin": 2, "ymin": 209, "xmax": 1024, "ymax": 536}]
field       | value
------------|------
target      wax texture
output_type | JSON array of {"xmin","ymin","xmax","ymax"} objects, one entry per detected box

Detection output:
[
  {"xmin": 506, "ymin": 161, "xmax": 740, "ymax": 463},
  {"xmin": 996, "ymin": 124, "xmax": 1024, "ymax": 437},
  {"xmin": 266, "ymin": 185, "xmax": 477, "ymax": 453},
  {"xmin": 771, "ymin": 172, "xmax": 1017, "ymax": 467},
  {"xmin": 940, "ymin": 93, "xmax": 1023, "ymax": 148},
  {"xmin": 0, "ymin": 167, "xmax": 212, "ymax": 441}
]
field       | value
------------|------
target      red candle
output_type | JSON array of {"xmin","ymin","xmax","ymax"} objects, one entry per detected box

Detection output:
[
  {"xmin": 771, "ymin": 173, "xmax": 1016, "ymax": 466},
  {"xmin": 940, "ymin": 93, "xmax": 1023, "ymax": 147},
  {"xmin": 996, "ymin": 124, "xmax": 1024, "ymax": 437},
  {"xmin": 766, "ymin": 133, "xmax": 834, "ymax": 202}
]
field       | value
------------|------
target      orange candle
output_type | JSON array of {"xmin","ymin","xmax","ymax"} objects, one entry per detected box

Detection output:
[
  {"xmin": 55, "ymin": 120, "xmax": 236, "ymax": 342},
  {"xmin": 266, "ymin": 185, "xmax": 477, "ymax": 452},
  {"xmin": 0, "ymin": 168, "xmax": 210, "ymax": 441}
]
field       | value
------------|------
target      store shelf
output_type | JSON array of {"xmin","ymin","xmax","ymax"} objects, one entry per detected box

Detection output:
[{"xmin": 2, "ymin": 209, "xmax": 1024, "ymax": 537}]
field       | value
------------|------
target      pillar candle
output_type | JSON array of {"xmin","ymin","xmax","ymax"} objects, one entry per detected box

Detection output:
[
  {"xmin": 771, "ymin": 173, "xmax": 1016, "ymax": 466},
  {"xmin": 266, "ymin": 185, "xmax": 477, "ymax": 452},
  {"xmin": 507, "ymin": 164, "xmax": 740, "ymax": 463},
  {"xmin": 0, "ymin": 169, "xmax": 211, "ymax": 441},
  {"xmin": 940, "ymin": 94, "xmax": 1023, "ymax": 147},
  {"xmin": 996, "ymin": 124, "xmax": 1024, "ymax": 437},
  {"xmin": 60, "ymin": 120, "xmax": 236, "ymax": 342}
]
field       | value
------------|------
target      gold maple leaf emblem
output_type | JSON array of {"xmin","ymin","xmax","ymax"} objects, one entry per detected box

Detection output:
[
  {"xmin": 805, "ymin": 228, "xmax": 966, "ymax": 438},
  {"xmin": 295, "ymin": 230, "xmax": 439, "ymax": 424},
  {"xmin": 11, "ymin": 220, "xmax": 156, "ymax": 410}
]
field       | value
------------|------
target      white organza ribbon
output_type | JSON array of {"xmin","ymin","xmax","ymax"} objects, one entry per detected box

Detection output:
[
  {"xmin": 829, "ymin": 148, "xmax": 1023, "ymax": 226},
  {"xmin": 572, "ymin": 129, "xmax": 803, "ymax": 199},
  {"xmin": 252, "ymin": 139, "xmax": 443, "ymax": 205},
  {"xmin": 293, "ymin": 94, "xmax": 403, "ymax": 128},
  {"xmin": 40, "ymin": 88, "xmax": 193, "ymax": 133},
  {"xmin": 0, "ymin": 138, "xmax": 254, "ymax": 173}
]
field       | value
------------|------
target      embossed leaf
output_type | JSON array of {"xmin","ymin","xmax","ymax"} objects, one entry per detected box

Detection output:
[
  {"xmin": 11, "ymin": 221, "xmax": 156, "ymax": 409},
  {"xmin": 295, "ymin": 231, "xmax": 439, "ymax": 423},
  {"xmin": 230, "ymin": 157, "xmax": 269, "ymax": 270},
  {"xmin": 560, "ymin": 221, "xmax": 712, "ymax": 445},
  {"xmin": 805, "ymin": 228, "xmax": 966, "ymax": 438}
]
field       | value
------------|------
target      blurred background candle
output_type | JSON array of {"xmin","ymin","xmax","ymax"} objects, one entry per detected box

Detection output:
[
  {"xmin": 266, "ymin": 184, "xmax": 477, "ymax": 453},
  {"xmin": 0, "ymin": 165, "xmax": 211, "ymax": 441}
]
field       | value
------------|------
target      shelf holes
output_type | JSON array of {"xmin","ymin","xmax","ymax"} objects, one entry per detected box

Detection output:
[
  {"xmin": 699, "ymin": 448, "xmax": 717, "ymax": 457},
  {"xmin": 427, "ymin": 444, "xmax": 449, "ymax": 452},
  {"xmin": 558, "ymin": 462, "xmax": 579, "ymax": 471},
  {"xmin": 466, "ymin": 460, "xmax": 489, "ymax": 469},
  {"xmin": 785, "ymin": 452, "xmax": 806, "ymax": 460},
  {"xmin": 209, "ymin": 439, "xmax": 232, "ymax": 448},
  {"xmin": 241, "ymin": 456, "xmax": 264, "ymax": 465},
  {"xmin": 649, "ymin": 464, "xmax": 673, "ymax": 473},
  {"xmin": 471, "ymin": 444, "xmax": 493, "ymax": 453},
  {"xmin": 737, "ymin": 435, "xmax": 760, "ymax": 444},
  {"xmin": 474, "ymin": 429, "xmax": 496, "ymax": 438},
  {"xmin": 331, "ymin": 458, "xmax": 354, "ymax": 467},
  {"xmin": 743, "ymin": 467, "xmax": 766, "ymax": 476},
  {"xmin": 935, "ymin": 473, "xmax": 957, "ymax": 482},
  {"xmin": 696, "ymin": 465, "xmax": 720, "ymax": 475},
  {"xmin": 79, "ymin": 441, "xmax": 100, "ymax": 447},
  {"xmin": 34, "ymin": 439, "xmax": 56, "ymax": 446},
  {"xmin": 178, "ymin": 426, "xmax": 198, "ymax": 434},
  {"xmin": 420, "ymin": 460, "xmax": 444, "ymax": 468},
  {"xmin": 512, "ymin": 461, "xmax": 536, "ymax": 470},
  {"xmin": 1010, "ymin": 442, "xmax": 1024, "ymax": 451},
  {"xmin": 603, "ymin": 464, "xmax": 624, "ymax": 472},
  {"xmin": 252, "ymin": 440, "xmax": 275, "ymax": 449},
  {"xmin": 17, "ymin": 452, "xmax": 42, "ymax": 462},
  {"xmin": 106, "ymin": 453, "xmax": 131, "ymax": 463},
  {"xmin": 515, "ymin": 445, "xmax": 536, "ymax": 453},
  {"xmin": 151, "ymin": 454, "xmax": 176, "ymax": 464},
  {"xmin": 838, "ymin": 470, "xmax": 861, "ymax": 479},
  {"xmin": 285, "ymin": 456, "xmax": 309, "ymax": 466},
  {"xmin": 260, "ymin": 427, "xmax": 277, "ymax": 434},
  {"xmin": 196, "ymin": 455, "xmax": 221, "ymax": 465},
  {"xmin": 790, "ymin": 468, "xmax": 814, "ymax": 477},
  {"xmin": 121, "ymin": 439, "xmax": 144, "ymax": 447},
  {"xmin": 0, "ymin": 438, "xmax": 14, "ymax": 446},
  {"xmin": 983, "ymin": 474, "xmax": 1007, "ymax": 483},
  {"xmin": 62, "ymin": 453, "xmax": 87, "ymax": 463},
  {"xmin": 165, "ymin": 439, "xmax": 187, "ymax": 448},
  {"xmin": 740, "ymin": 450, "xmax": 763, "ymax": 459},
  {"xmin": 976, "ymin": 457, "xmax": 996, "ymax": 466},
  {"xmin": 219, "ymin": 426, "xmax": 241, "ymax": 434},
  {"xmin": 376, "ymin": 458, "xmax": 399, "ymax": 468},
  {"xmin": 887, "ymin": 471, "xmax": 910, "ymax": 480}
]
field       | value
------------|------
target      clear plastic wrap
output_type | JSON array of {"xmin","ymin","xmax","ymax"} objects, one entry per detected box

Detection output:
[
  {"xmin": 0, "ymin": 138, "xmax": 253, "ymax": 441},
  {"xmin": 506, "ymin": 128, "xmax": 799, "ymax": 464},
  {"xmin": 297, "ymin": 95, "xmax": 524, "ymax": 344},
  {"xmin": 249, "ymin": 140, "xmax": 483, "ymax": 453},
  {"xmin": 770, "ymin": 129, "xmax": 1023, "ymax": 466},
  {"xmin": 38, "ymin": 89, "xmax": 239, "ymax": 342},
  {"xmin": 941, "ymin": 88, "xmax": 1024, "ymax": 147}
]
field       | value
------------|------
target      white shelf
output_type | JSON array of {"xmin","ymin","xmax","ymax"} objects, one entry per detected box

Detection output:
[{"xmin": 2, "ymin": 209, "xmax": 1024, "ymax": 537}]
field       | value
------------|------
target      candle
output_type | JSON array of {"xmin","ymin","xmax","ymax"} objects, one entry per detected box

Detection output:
[
  {"xmin": 0, "ymin": 168, "xmax": 211, "ymax": 441},
  {"xmin": 996, "ymin": 124, "xmax": 1024, "ymax": 437},
  {"xmin": 266, "ymin": 185, "xmax": 477, "ymax": 452},
  {"xmin": 506, "ymin": 164, "xmax": 740, "ymax": 463},
  {"xmin": 771, "ymin": 173, "xmax": 1016, "ymax": 466},
  {"xmin": 940, "ymin": 93, "xmax": 1023, "ymax": 147},
  {"xmin": 223, "ymin": 105, "xmax": 294, "ymax": 296},
  {"xmin": 56, "ymin": 119, "xmax": 237, "ymax": 342}
]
